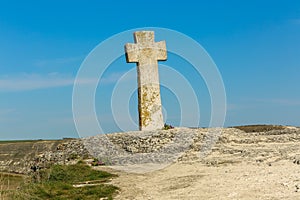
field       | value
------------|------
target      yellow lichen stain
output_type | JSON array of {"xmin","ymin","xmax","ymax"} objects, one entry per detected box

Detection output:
[
  {"xmin": 141, "ymin": 91, "xmax": 150, "ymax": 127},
  {"xmin": 141, "ymin": 48, "xmax": 154, "ymax": 58},
  {"xmin": 140, "ymin": 84, "xmax": 160, "ymax": 127}
]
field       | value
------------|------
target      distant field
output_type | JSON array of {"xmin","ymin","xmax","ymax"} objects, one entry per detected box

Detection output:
[
  {"xmin": 0, "ymin": 172, "xmax": 25, "ymax": 199},
  {"xmin": 0, "ymin": 138, "xmax": 76, "ymax": 144},
  {"xmin": 0, "ymin": 139, "xmax": 71, "ymax": 174},
  {"xmin": 0, "ymin": 140, "xmax": 50, "ymax": 144}
]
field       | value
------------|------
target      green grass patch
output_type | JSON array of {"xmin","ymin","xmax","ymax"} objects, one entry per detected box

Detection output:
[
  {"xmin": 8, "ymin": 163, "xmax": 118, "ymax": 200},
  {"xmin": 47, "ymin": 164, "xmax": 114, "ymax": 183}
]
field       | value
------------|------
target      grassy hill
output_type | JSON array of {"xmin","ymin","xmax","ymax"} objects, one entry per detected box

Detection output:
[{"xmin": 0, "ymin": 139, "xmax": 69, "ymax": 173}]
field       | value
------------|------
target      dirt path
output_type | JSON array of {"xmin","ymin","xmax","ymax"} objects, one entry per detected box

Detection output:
[
  {"xmin": 96, "ymin": 127, "xmax": 300, "ymax": 200},
  {"xmin": 105, "ymin": 160, "xmax": 300, "ymax": 200}
]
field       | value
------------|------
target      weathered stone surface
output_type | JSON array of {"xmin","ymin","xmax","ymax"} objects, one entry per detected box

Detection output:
[
  {"xmin": 83, "ymin": 128, "xmax": 196, "ymax": 165},
  {"xmin": 125, "ymin": 31, "xmax": 166, "ymax": 131},
  {"xmin": 2, "ymin": 126, "xmax": 300, "ymax": 174},
  {"xmin": 83, "ymin": 126, "xmax": 300, "ymax": 167}
]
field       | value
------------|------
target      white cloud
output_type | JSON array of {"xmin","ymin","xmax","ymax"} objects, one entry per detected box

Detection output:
[
  {"xmin": 100, "ymin": 72, "xmax": 136, "ymax": 84},
  {"xmin": 0, "ymin": 73, "xmax": 75, "ymax": 92},
  {"xmin": 255, "ymin": 98, "xmax": 300, "ymax": 106},
  {"xmin": 34, "ymin": 56, "xmax": 84, "ymax": 67},
  {"xmin": 0, "ymin": 71, "xmax": 136, "ymax": 92},
  {"xmin": 269, "ymin": 99, "xmax": 300, "ymax": 106},
  {"xmin": 226, "ymin": 103, "xmax": 255, "ymax": 111},
  {"xmin": 0, "ymin": 108, "xmax": 16, "ymax": 115}
]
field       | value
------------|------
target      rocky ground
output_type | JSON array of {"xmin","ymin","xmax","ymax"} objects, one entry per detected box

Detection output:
[
  {"xmin": 83, "ymin": 125, "xmax": 300, "ymax": 169},
  {"xmin": 1, "ymin": 125, "xmax": 300, "ymax": 199},
  {"xmin": 94, "ymin": 125, "xmax": 300, "ymax": 200}
]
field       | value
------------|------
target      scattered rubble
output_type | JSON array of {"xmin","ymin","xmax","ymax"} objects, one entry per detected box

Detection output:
[{"xmin": 1, "ymin": 125, "xmax": 300, "ymax": 174}]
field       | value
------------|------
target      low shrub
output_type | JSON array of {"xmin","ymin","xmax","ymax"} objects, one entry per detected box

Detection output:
[{"xmin": 163, "ymin": 123, "xmax": 174, "ymax": 130}]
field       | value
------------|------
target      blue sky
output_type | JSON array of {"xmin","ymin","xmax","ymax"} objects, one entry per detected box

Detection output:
[{"xmin": 0, "ymin": 0, "xmax": 300, "ymax": 140}]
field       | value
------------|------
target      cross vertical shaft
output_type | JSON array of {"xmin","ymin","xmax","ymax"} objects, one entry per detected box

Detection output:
[{"xmin": 125, "ymin": 31, "xmax": 167, "ymax": 131}]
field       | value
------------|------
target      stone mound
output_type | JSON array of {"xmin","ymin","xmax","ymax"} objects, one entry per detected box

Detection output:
[
  {"xmin": 82, "ymin": 128, "xmax": 197, "ymax": 165},
  {"xmin": 1, "ymin": 125, "xmax": 300, "ymax": 174}
]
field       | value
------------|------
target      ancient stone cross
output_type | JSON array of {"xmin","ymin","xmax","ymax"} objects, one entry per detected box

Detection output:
[{"xmin": 125, "ymin": 31, "xmax": 167, "ymax": 131}]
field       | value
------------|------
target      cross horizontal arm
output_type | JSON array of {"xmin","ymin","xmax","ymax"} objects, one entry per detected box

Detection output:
[
  {"xmin": 155, "ymin": 41, "xmax": 167, "ymax": 61},
  {"xmin": 125, "ymin": 43, "xmax": 139, "ymax": 63}
]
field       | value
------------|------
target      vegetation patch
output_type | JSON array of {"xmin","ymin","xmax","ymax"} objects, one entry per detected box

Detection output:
[
  {"xmin": 0, "ymin": 173, "xmax": 24, "ymax": 199},
  {"xmin": 90, "ymin": 158, "xmax": 106, "ymax": 166},
  {"xmin": 163, "ymin": 123, "xmax": 174, "ymax": 130},
  {"xmin": 234, "ymin": 125, "xmax": 285, "ymax": 133},
  {"xmin": 8, "ymin": 163, "xmax": 118, "ymax": 200}
]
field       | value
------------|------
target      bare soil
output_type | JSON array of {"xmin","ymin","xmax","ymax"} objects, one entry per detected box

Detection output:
[{"xmin": 97, "ymin": 126, "xmax": 300, "ymax": 200}]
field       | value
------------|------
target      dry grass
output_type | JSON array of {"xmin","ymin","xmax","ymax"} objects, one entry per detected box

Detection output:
[
  {"xmin": 0, "ymin": 172, "xmax": 24, "ymax": 200},
  {"xmin": 233, "ymin": 124, "xmax": 285, "ymax": 133}
]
